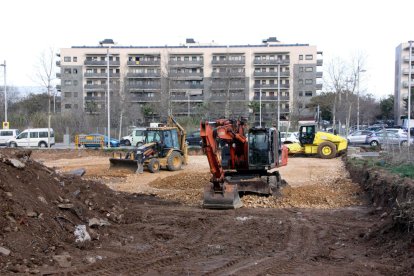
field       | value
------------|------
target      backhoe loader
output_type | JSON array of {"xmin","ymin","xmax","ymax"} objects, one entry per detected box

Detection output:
[{"xmin": 109, "ymin": 116, "xmax": 188, "ymax": 173}]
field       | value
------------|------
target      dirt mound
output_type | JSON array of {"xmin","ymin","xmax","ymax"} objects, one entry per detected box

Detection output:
[{"xmin": 0, "ymin": 149, "xmax": 130, "ymax": 273}]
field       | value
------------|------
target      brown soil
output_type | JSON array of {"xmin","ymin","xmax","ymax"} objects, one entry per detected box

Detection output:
[{"xmin": 0, "ymin": 149, "xmax": 412, "ymax": 275}]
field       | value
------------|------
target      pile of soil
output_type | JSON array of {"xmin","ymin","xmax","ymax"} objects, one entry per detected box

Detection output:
[{"xmin": 0, "ymin": 149, "xmax": 133, "ymax": 273}]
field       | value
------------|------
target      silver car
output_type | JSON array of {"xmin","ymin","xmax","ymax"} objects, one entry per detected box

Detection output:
[
  {"xmin": 366, "ymin": 131, "xmax": 413, "ymax": 147},
  {"xmin": 347, "ymin": 130, "xmax": 373, "ymax": 144}
]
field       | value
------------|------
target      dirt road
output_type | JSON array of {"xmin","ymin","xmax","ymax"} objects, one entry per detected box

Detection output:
[{"xmin": 0, "ymin": 150, "xmax": 409, "ymax": 275}]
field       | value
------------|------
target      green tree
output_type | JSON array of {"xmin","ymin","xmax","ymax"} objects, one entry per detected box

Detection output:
[{"xmin": 379, "ymin": 95, "xmax": 394, "ymax": 120}]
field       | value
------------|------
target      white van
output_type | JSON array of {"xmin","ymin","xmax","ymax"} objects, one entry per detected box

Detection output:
[
  {"xmin": 7, "ymin": 128, "xmax": 55, "ymax": 148},
  {"xmin": 0, "ymin": 129, "xmax": 20, "ymax": 146}
]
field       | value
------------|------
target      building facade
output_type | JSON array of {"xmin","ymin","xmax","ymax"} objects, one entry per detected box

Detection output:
[
  {"xmin": 394, "ymin": 42, "xmax": 414, "ymax": 124},
  {"xmin": 57, "ymin": 37, "xmax": 323, "ymax": 123}
]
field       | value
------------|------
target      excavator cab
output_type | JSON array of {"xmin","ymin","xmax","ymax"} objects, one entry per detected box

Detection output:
[{"xmin": 248, "ymin": 127, "xmax": 282, "ymax": 170}]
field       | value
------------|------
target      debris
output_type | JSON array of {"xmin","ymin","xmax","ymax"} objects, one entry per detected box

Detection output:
[
  {"xmin": 52, "ymin": 253, "xmax": 72, "ymax": 268},
  {"xmin": 58, "ymin": 203, "xmax": 75, "ymax": 209},
  {"xmin": 0, "ymin": 246, "xmax": 11, "ymax": 256},
  {"xmin": 236, "ymin": 216, "xmax": 253, "ymax": 221},
  {"xmin": 66, "ymin": 168, "xmax": 86, "ymax": 177},
  {"xmin": 380, "ymin": 212, "xmax": 388, "ymax": 219},
  {"xmin": 74, "ymin": 225, "xmax": 91, "ymax": 243},
  {"xmin": 26, "ymin": 211, "xmax": 38, "ymax": 218},
  {"xmin": 88, "ymin": 218, "xmax": 111, "ymax": 228},
  {"xmin": 8, "ymin": 158, "xmax": 25, "ymax": 169},
  {"xmin": 38, "ymin": 196, "xmax": 47, "ymax": 204}
]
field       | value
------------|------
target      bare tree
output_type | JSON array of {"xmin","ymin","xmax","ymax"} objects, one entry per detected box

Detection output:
[{"xmin": 34, "ymin": 48, "xmax": 56, "ymax": 148}]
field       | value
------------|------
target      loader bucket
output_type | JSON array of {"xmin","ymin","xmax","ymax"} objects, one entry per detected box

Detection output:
[
  {"xmin": 109, "ymin": 152, "xmax": 142, "ymax": 173},
  {"xmin": 203, "ymin": 182, "xmax": 243, "ymax": 209}
]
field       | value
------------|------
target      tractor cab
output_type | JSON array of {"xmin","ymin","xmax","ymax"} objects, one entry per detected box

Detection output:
[
  {"xmin": 144, "ymin": 127, "xmax": 180, "ymax": 157},
  {"xmin": 299, "ymin": 124, "xmax": 316, "ymax": 145}
]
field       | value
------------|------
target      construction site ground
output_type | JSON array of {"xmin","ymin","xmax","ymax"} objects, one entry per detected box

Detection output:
[{"xmin": 0, "ymin": 149, "xmax": 413, "ymax": 275}]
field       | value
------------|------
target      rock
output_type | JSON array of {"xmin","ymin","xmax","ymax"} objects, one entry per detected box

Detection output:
[
  {"xmin": 38, "ymin": 196, "xmax": 47, "ymax": 204},
  {"xmin": 88, "ymin": 218, "xmax": 111, "ymax": 228},
  {"xmin": 0, "ymin": 246, "xmax": 11, "ymax": 256},
  {"xmin": 9, "ymin": 158, "xmax": 25, "ymax": 169},
  {"xmin": 74, "ymin": 225, "xmax": 91, "ymax": 242},
  {"xmin": 26, "ymin": 211, "xmax": 38, "ymax": 218},
  {"xmin": 52, "ymin": 253, "xmax": 71, "ymax": 268},
  {"xmin": 67, "ymin": 168, "xmax": 86, "ymax": 177},
  {"xmin": 6, "ymin": 192, "xmax": 12, "ymax": 197},
  {"xmin": 58, "ymin": 203, "xmax": 74, "ymax": 209},
  {"xmin": 380, "ymin": 212, "xmax": 388, "ymax": 218}
]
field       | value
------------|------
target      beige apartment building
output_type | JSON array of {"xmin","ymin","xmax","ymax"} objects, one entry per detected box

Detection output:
[
  {"xmin": 57, "ymin": 37, "xmax": 323, "ymax": 124},
  {"xmin": 394, "ymin": 42, "xmax": 414, "ymax": 125}
]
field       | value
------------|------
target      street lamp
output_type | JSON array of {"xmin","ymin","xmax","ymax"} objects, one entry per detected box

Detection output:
[
  {"xmin": 0, "ymin": 60, "xmax": 7, "ymax": 125},
  {"xmin": 259, "ymin": 89, "xmax": 262, "ymax": 127},
  {"xmin": 357, "ymin": 67, "xmax": 366, "ymax": 131},
  {"xmin": 277, "ymin": 61, "xmax": 281, "ymax": 130},
  {"xmin": 99, "ymin": 39, "xmax": 115, "ymax": 148},
  {"xmin": 408, "ymin": 40, "xmax": 413, "ymax": 146}
]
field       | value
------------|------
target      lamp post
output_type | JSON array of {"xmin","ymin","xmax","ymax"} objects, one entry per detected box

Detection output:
[
  {"xmin": 99, "ymin": 39, "xmax": 114, "ymax": 148},
  {"xmin": 408, "ymin": 40, "xmax": 413, "ymax": 146},
  {"xmin": 0, "ymin": 60, "xmax": 6, "ymax": 125},
  {"xmin": 357, "ymin": 67, "xmax": 366, "ymax": 131}
]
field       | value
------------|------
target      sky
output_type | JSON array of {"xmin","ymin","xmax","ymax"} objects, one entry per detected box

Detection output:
[{"xmin": 1, "ymin": 0, "xmax": 413, "ymax": 99}]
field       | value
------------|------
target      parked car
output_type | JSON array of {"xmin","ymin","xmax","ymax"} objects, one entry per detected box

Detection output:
[
  {"xmin": 365, "ymin": 131, "xmax": 413, "ymax": 147},
  {"xmin": 346, "ymin": 130, "xmax": 373, "ymax": 144},
  {"xmin": 0, "ymin": 129, "xmax": 19, "ymax": 146},
  {"xmin": 186, "ymin": 131, "xmax": 202, "ymax": 147},
  {"xmin": 7, "ymin": 128, "xmax": 55, "ymax": 148},
  {"xmin": 380, "ymin": 128, "xmax": 407, "ymax": 136},
  {"xmin": 280, "ymin": 132, "xmax": 299, "ymax": 144},
  {"xmin": 81, "ymin": 133, "xmax": 120, "ymax": 148}
]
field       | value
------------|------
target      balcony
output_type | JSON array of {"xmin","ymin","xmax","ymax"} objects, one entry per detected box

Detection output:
[
  {"xmin": 85, "ymin": 96, "xmax": 105, "ymax": 101},
  {"xmin": 317, "ymin": 59, "xmax": 323, "ymax": 66},
  {"xmin": 84, "ymin": 84, "xmax": 120, "ymax": 90},
  {"xmin": 56, "ymin": 61, "xmax": 61, "ymax": 67},
  {"xmin": 169, "ymin": 60, "xmax": 204, "ymax": 66},
  {"xmin": 127, "ymin": 60, "xmax": 161, "ymax": 66},
  {"xmin": 316, "ymin": 83, "xmax": 323, "ymax": 90},
  {"xmin": 84, "ymin": 60, "xmax": 120, "ymax": 66},
  {"xmin": 126, "ymin": 72, "xmax": 161, "ymax": 78},
  {"xmin": 211, "ymin": 83, "xmax": 246, "ymax": 90},
  {"xmin": 56, "ymin": 73, "xmax": 61, "ymax": 78},
  {"xmin": 402, "ymin": 68, "xmax": 414, "ymax": 75},
  {"xmin": 170, "ymin": 95, "xmax": 204, "ymax": 101},
  {"xmin": 253, "ymin": 83, "xmax": 290, "ymax": 89},
  {"xmin": 253, "ymin": 59, "xmax": 290, "ymax": 65},
  {"xmin": 210, "ymin": 94, "xmax": 246, "ymax": 101},
  {"xmin": 403, "ymin": 55, "xmax": 414, "ymax": 62},
  {"xmin": 211, "ymin": 71, "xmax": 245, "ymax": 78},
  {"xmin": 252, "ymin": 96, "xmax": 290, "ymax": 101},
  {"xmin": 169, "ymin": 72, "xmax": 204, "ymax": 79},
  {"xmin": 316, "ymin": 72, "xmax": 323, "ymax": 78},
  {"xmin": 129, "ymin": 94, "xmax": 161, "ymax": 102},
  {"xmin": 127, "ymin": 83, "xmax": 161, "ymax": 90},
  {"xmin": 211, "ymin": 59, "xmax": 245, "ymax": 65},
  {"xmin": 170, "ymin": 83, "xmax": 204, "ymax": 90},
  {"xmin": 84, "ymin": 73, "xmax": 120, "ymax": 78},
  {"xmin": 253, "ymin": 71, "xmax": 290, "ymax": 77},
  {"xmin": 56, "ymin": 85, "xmax": 61, "ymax": 91}
]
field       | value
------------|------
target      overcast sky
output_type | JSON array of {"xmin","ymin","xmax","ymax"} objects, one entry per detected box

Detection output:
[{"xmin": 1, "ymin": 0, "xmax": 413, "ymax": 99}]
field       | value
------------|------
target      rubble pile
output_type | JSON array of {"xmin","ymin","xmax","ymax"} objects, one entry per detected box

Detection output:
[{"xmin": 0, "ymin": 149, "xmax": 127, "ymax": 273}]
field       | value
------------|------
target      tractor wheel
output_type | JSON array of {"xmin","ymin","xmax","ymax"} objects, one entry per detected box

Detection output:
[
  {"xmin": 167, "ymin": 151, "xmax": 182, "ymax": 171},
  {"xmin": 317, "ymin": 141, "xmax": 337, "ymax": 159},
  {"xmin": 148, "ymin": 158, "xmax": 160, "ymax": 173}
]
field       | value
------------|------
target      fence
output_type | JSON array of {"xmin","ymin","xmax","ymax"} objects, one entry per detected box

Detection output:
[{"xmin": 75, "ymin": 134, "xmax": 104, "ymax": 149}]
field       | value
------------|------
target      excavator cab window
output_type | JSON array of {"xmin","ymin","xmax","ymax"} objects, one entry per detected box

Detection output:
[
  {"xmin": 146, "ymin": 130, "xmax": 162, "ymax": 143},
  {"xmin": 299, "ymin": 125, "xmax": 316, "ymax": 145},
  {"xmin": 248, "ymin": 130, "xmax": 269, "ymax": 167}
]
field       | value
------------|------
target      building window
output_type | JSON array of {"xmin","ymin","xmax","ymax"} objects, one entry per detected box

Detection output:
[
  {"xmin": 299, "ymin": 91, "xmax": 303, "ymax": 97},
  {"xmin": 64, "ymin": 92, "xmax": 72, "ymax": 98},
  {"xmin": 298, "ymin": 79, "xmax": 303, "ymax": 84},
  {"xmin": 305, "ymin": 67, "xmax": 313, "ymax": 72},
  {"xmin": 64, "ymin": 56, "xmax": 71, "ymax": 62},
  {"xmin": 64, "ymin": 68, "xmax": 71, "ymax": 74},
  {"xmin": 305, "ymin": 79, "xmax": 313, "ymax": 84},
  {"xmin": 299, "ymin": 67, "xmax": 303, "ymax": 72},
  {"xmin": 305, "ymin": 55, "xmax": 313, "ymax": 60},
  {"xmin": 73, "ymin": 80, "xmax": 78, "ymax": 86},
  {"xmin": 299, "ymin": 55, "xmax": 303, "ymax": 60},
  {"xmin": 64, "ymin": 80, "xmax": 72, "ymax": 85},
  {"xmin": 305, "ymin": 91, "xmax": 313, "ymax": 96},
  {"xmin": 64, "ymin": 104, "xmax": 72, "ymax": 109},
  {"xmin": 73, "ymin": 69, "xmax": 78, "ymax": 74},
  {"xmin": 73, "ymin": 57, "xmax": 77, "ymax": 62}
]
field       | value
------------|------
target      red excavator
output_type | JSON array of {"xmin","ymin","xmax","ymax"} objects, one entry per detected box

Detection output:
[{"xmin": 200, "ymin": 118, "xmax": 288, "ymax": 209}]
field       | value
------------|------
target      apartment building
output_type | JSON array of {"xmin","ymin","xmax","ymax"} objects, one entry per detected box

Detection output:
[
  {"xmin": 57, "ymin": 37, "xmax": 323, "ymax": 123},
  {"xmin": 394, "ymin": 42, "xmax": 414, "ymax": 125}
]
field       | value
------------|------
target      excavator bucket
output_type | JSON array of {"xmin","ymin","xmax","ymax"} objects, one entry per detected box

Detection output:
[
  {"xmin": 109, "ymin": 152, "xmax": 142, "ymax": 173},
  {"xmin": 203, "ymin": 182, "xmax": 243, "ymax": 209}
]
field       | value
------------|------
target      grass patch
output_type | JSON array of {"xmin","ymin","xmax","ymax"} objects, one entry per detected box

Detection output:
[{"xmin": 387, "ymin": 164, "xmax": 414, "ymax": 179}]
